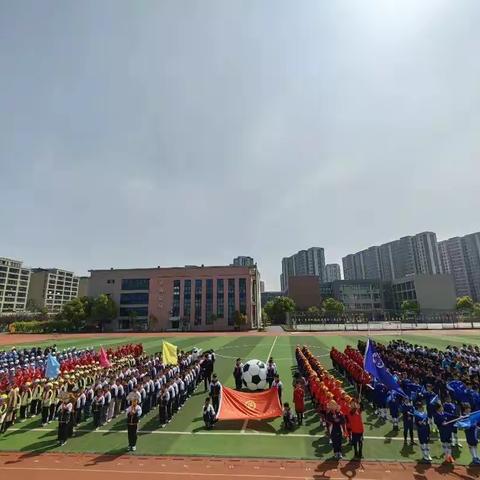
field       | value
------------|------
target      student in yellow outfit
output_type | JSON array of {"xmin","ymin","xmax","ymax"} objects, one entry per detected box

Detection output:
[
  {"xmin": 42, "ymin": 383, "xmax": 54, "ymax": 426},
  {"xmin": 31, "ymin": 379, "xmax": 44, "ymax": 417},
  {"xmin": 0, "ymin": 395, "xmax": 7, "ymax": 434},
  {"xmin": 19, "ymin": 382, "xmax": 33, "ymax": 421},
  {"xmin": 5, "ymin": 387, "xmax": 20, "ymax": 430}
]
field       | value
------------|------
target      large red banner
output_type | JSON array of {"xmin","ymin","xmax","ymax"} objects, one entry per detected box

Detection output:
[{"xmin": 217, "ymin": 386, "xmax": 283, "ymax": 420}]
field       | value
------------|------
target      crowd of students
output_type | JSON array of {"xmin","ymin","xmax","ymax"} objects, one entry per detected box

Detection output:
[
  {"xmin": 330, "ymin": 340, "xmax": 480, "ymax": 464},
  {"xmin": 0, "ymin": 343, "xmax": 216, "ymax": 452},
  {"xmin": 294, "ymin": 346, "xmax": 365, "ymax": 459}
]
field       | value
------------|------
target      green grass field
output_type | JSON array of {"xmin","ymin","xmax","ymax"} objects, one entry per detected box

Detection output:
[{"xmin": 2, "ymin": 332, "xmax": 480, "ymax": 464}]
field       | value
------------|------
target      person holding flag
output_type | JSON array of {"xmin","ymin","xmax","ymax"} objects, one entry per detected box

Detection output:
[
  {"xmin": 455, "ymin": 404, "xmax": 480, "ymax": 465},
  {"xmin": 162, "ymin": 341, "xmax": 178, "ymax": 366},
  {"xmin": 413, "ymin": 401, "xmax": 432, "ymax": 462},
  {"xmin": 364, "ymin": 340, "xmax": 406, "ymax": 398},
  {"xmin": 434, "ymin": 402, "xmax": 455, "ymax": 464}
]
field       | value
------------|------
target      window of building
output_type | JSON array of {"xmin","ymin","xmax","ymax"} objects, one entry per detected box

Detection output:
[
  {"xmin": 184, "ymin": 279, "xmax": 191, "ymax": 322},
  {"xmin": 121, "ymin": 278, "xmax": 149, "ymax": 290},
  {"xmin": 107, "ymin": 279, "xmax": 115, "ymax": 284},
  {"xmin": 172, "ymin": 280, "xmax": 180, "ymax": 317},
  {"xmin": 239, "ymin": 278, "xmax": 247, "ymax": 315},
  {"xmin": 216, "ymin": 279, "xmax": 224, "ymax": 318},
  {"xmin": 227, "ymin": 278, "xmax": 235, "ymax": 326},
  {"xmin": 119, "ymin": 306, "xmax": 148, "ymax": 317},
  {"xmin": 194, "ymin": 279, "xmax": 202, "ymax": 325},
  {"xmin": 120, "ymin": 292, "xmax": 149, "ymax": 305},
  {"xmin": 206, "ymin": 279, "xmax": 214, "ymax": 324}
]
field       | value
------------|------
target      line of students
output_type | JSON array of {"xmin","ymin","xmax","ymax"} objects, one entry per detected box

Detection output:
[{"xmin": 335, "ymin": 342, "xmax": 480, "ymax": 465}]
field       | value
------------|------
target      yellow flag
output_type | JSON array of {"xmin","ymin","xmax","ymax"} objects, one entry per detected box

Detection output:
[{"xmin": 162, "ymin": 341, "xmax": 178, "ymax": 365}]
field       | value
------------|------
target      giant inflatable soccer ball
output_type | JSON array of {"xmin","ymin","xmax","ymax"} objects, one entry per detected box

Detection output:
[{"xmin": 242, "ymin": 359, "xmax": 267, "ymax": 391}]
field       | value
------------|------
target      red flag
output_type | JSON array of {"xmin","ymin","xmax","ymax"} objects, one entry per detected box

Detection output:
[
  {"xmin": 217, "ymin": 386, "xmax": 282, "ymax": 421},
  {"xmin": 99, "ymin": 347, "xmax": 111, "ymax": 368}
]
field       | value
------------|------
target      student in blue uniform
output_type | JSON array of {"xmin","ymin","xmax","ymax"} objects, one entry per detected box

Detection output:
[
  {"xmin": 374, "ymin": 382, "xmax": 388, "ymax": 421},
  {"xmin": 434, "ymin": 403, "xmax": 454, "ymax": 463},
  {"xmin": 422, "ymin": 384, "xmax": 438, "ymax": 432},
  {"xmin": 443, "ymin": 394, "xmax": 462, "ymax": 447},
  {"xmin": 401, "ymin": 396, "xmax": 415, "ymax": 445},
  {"xmin": 387, "ymin": 391, "xmax": 400, "ymax": 430},
  {"xmin": 414, "ymin": 402, "xmax": 432, "ymax": 462},
  {"xmin": 459, "ymin": 403, "xmax": 480, "ymax": 465}
]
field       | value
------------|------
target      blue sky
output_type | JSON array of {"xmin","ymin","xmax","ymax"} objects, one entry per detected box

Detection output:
[{"xmin": 1, "ymin": 0, "xmax": 479, "ymax": 289}]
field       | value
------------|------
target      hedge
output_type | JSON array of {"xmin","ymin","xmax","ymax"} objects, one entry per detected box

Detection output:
[{"xmin": 9, "ymin": 320, "xmax": 79, "ymax": 333}]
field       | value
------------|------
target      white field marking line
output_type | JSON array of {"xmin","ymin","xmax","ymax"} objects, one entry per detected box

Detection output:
[
  {"xmin": 265, "ymin": 336, "xmax": 278, "ymax": 362},
  {"xmin": 0, "ymin": 466, "xmax": 370, "ymax": 480},
  {"xmin": 6, "ymin": 426, "xmax": 409, "ymax": 441},
  {"xmin": 217, "ymin": 354, "xmax": 294, "ymax": 361}
]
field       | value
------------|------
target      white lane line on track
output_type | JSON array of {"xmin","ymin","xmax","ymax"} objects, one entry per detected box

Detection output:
[
  {"xmin": 7, "ymin": 427, "xmax": 407, "ymax": 441},
  {"xmin": 0, "ymin": 466, "xmax": 373, "ymax": 480}
]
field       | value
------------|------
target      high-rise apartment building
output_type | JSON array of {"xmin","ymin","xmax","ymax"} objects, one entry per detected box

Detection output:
[
  {"xmin": 0, "ymin": 257, "xmax": 31, "ymax": 313},
  {"xmin": 438, "ymin": 237, "xmax": 471, "ymax": 297},
  {"xmin": 412, "ymin": 232, "xmax": 442, "ymax": 275},
  {"xmin": 232, "ymin": 256, "xmax": 255, "ymax": 267},
  {"xmin": 28, "ymin": 268, "xmax": 80, "ymax": 313},
  {"xmin": 280, "ymin": 247, "xmax": 325, "ymax": 292},
  {"xmin": 463, "ymin": 232, "xmax": 480, "ymax": 301},
  {"xmin": 325, "ymin": 264, "xmax": 341, "ymax": 282},
  {"xmin": 439, "ymin": 232, "xmax": 480, "ymax": 301},
  {"xmin": 343, "ymin": 232, "xmax": 442, "ymax": 282}
]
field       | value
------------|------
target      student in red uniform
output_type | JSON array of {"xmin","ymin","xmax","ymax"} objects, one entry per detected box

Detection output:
[
  {"xmin": 293, "ymin": 381, "xmax": 305, "ymax": 425},
  {"xmin": 347, "ymin": 399, "xmax": 364, "ymax": 458}
]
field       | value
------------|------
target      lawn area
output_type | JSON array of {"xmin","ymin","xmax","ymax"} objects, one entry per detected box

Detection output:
[{"xmin": 2, "ymin": 332, "xmax": 480, "ymax": 464}]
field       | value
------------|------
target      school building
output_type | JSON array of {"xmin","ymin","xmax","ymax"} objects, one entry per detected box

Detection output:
[{"xmin": 88, "ymin": 265, "xmax": 261, "ymax": 331}]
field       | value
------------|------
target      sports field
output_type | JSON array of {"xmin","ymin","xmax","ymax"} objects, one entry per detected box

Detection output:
[{"xmin": 1, "ymin": 331, "xmax": 480, "ymax": 466}]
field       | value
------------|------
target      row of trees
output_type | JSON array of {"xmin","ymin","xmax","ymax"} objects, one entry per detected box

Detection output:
[
  {"xmin": 263, "ymin": 295, "xmax": 480, "ymax": 325},
  {"xmin": 263, "ymin": 296, "xmax": 345, "ymax": 324},
  {"xmin": 58, "ymin": 294, "xmax": 118, "ymax": 331},
  {"xmin": 456, "ymin": 296, "xmax": 480, "ymax": 317}
]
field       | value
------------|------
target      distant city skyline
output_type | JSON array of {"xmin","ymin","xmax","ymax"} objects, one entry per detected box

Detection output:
[{"xmin": 1, "ymin": 1, "xmax": 480, "ymax": 291}]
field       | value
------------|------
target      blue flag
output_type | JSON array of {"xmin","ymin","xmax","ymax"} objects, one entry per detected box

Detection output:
[
  {"xmin": 413, "ymin": 410, "xmax": 428, "ymax": 421},
  {"xmin": 429, "ymin": 394, "xmax": 440, "ymax": 406},
  {"xmin": 45, "ymin": 353, "xmax": 60, "ymax": 379},
  {"xmin": 455, "ymin": 410, "xmax": 480, "ymax": 429},
  {"xmin": 447, "ymin": 380, "xmax": 469, "ymax": 403},
  {"xmin": 364, "ymin": 339, "xmax": 407, "ymax": 397}
]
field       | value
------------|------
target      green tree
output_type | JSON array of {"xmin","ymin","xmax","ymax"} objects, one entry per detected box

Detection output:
[
  {"xmin": 322, "ymin": 298, "xmax": 344, "ymax": 316},
  {"xmin": 38, "ymin": 307, "xmax": 49, "ymax": 321},
  {"xmin": 79, "ymin": 296, "xmax": 95, "ymax": 318},
  {"xmin": 456, "ymin": 296, "xmax": 474, "ymax": 313},
  {"xmin": 60, "ymin": 297, "xmax": 88, "ymax": 328},
  {"xmin": 264, "ymin": 296, "xmax": 296, "ymax": 325},
  {"xmin": 307, "ymin": 306, "xmax": 321, "ymax": 316},
  {"xmin": 401, "ymin": 300, "xmax": 420, "ymax": 316},
  {"xmin": 233, "ymin": 310, "xmax": 248, "ymax": 330},
  {"xmin": 91, "ymin": 294, "xmax": 118, "ymax": 332},
  {"xmin": 208, "ymin": 313, "xmax": 218, "ymax": 330},
  {"xmin": 473, "ymin": 303, "xmax": 480, "ymax": 318}
]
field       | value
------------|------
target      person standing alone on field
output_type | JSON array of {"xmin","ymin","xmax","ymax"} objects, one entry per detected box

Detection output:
[
  {"xmin": 126, "ymin": 397, "xmax": 142, "ymax": 452},
  {"xmin": 266, "ymin": 357, "xmax": 277, "ymax": 388},
  {"xmin": 202, "ymin": 354, "xmax": 213, "ymax": 392},
  {"xmin": 233, "ymin": 358, "xmax": 243, "ymax": 390},
  {"xmin": 272, "ymin": 374, "xmax": 283, "ymax": 403},
  {"xmin": 209, "ymin": 374, "xmax": 222, "ymax": 414}
]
